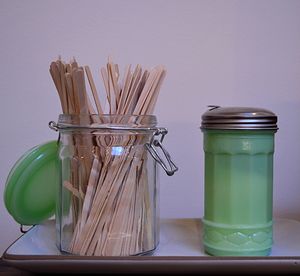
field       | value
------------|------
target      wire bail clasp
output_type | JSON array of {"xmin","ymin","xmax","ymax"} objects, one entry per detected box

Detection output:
[
  {"xmin": 49, "ymin": 121, "xmax": 59, "ymax": 131},
  {"xmin": 145, "ymin": 128, "xmax": 178, "ymax": 176}
]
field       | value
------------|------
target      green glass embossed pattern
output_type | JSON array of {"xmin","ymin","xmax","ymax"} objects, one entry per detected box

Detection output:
[
  {"xmin": 203, "ymin": 219, "xmax": 272, "ymax": 256},
  {"xmin": 203, "ymin": 130, "xmax": 276, "ymax": 256}
]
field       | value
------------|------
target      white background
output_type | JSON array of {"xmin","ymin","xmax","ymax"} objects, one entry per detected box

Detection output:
[{"xmin": 1, "ymin": 0, "xmax": 300, "ymax": 254}]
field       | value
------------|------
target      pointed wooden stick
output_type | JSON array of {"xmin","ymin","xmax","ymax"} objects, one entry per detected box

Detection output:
[
  {"xmin": 132, "ymin": 68, "xmax": 159, "ymax": 114},
  {"xmin": 100, "ymin": 67, "xmax": 111, "ymax": 113},
  {"xmin": 108, "ymin": 61, "xmax": 121, "ymax": 106},
  {"xmin": 106, "ymin": 62, "xmax": 117, "ymax": 114},
  {"xmin": 117, "ymin": 65, "xmax": 132, "ymax": 114},
  {"xmin": 122, "ymin": 64, "xmax": 142, "ymax": 114},
  {"xmin": 57, "ymin": 60, "xmax": 70, "ymax": 113},
  {"xmin": 141, "ymin": 66, "xmax": 166, "ymax": 115},
  {"xmin": 80, "ymin": 157, "xmax": 101, "ymax": 231},
  {"xmin": 72, "ymin": 68, "xmax": 89, "ymax": 114},
  {"xmin": 85, "ymin": 66, "xmax": 104, "ymax": 115},
  {"xmin": 65, "ymin": 72, "xmax": 75, "ymax": 114},
  {"xmin": 50, "ymin": 62, "xmax": 68, "ymax": 113}
]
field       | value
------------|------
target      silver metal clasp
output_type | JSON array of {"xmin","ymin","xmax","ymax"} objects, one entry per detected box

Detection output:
[
  {"xmin": 49, "ymin": 121, "xmax": 59, "ymax": 131},
  {"xmin": 145, "ymin": 128, "xmax": 178, "ymax": 176},
  {"xmin": 49, "ymin": 121, "xmax": 61, "ymax": 145}
]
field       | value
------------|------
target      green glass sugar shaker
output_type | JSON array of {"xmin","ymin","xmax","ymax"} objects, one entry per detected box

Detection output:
[{"xmin": 201, "ymin": 106, "xmax": 278, "ymax": 256}]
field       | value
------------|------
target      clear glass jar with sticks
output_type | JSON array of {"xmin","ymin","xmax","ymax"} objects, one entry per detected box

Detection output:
[{"xmin": 49, "ymin": 114, "xmax": 177, "ymax": 256}]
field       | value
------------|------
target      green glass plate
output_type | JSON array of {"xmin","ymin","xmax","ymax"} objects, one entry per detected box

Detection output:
[{"xmin": 4, "ymin": 141, "xmax": 59, "ymax": 225}]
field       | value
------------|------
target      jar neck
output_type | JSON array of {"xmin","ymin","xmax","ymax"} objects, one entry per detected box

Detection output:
[{"xmin": 57, "ymin": 114, "xmax": 157, "ymax": 130}]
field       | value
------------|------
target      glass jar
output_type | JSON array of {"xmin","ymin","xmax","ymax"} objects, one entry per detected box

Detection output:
[
  {"xmin": 49, "ymin": 114, "xmax": 177, "ymax": 256},
  {"xmin": 201, "ymin": 106, "xmax": 278, "ymax": 256}
]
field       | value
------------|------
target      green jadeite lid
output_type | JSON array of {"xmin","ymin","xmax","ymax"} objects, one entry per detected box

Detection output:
[
  {"xmin": 4, "ymin": 141, "xmax": 59, "ymax": 225},
  {"xmin": 201, "ymin": 106, "xmax": 278, "ymax": 130}
]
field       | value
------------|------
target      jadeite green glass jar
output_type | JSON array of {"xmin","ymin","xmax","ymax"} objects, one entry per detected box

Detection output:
[{"xmin": 201, "ymin": 106, "xmax": 278, "ymax": 256}]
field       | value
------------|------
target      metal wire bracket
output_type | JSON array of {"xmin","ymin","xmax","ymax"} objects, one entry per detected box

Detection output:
[{"xmin": 145, "ymin": 128, "xmax": 178, "ymax": 176}]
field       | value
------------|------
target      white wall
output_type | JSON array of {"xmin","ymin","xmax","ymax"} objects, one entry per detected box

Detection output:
[{"xmin": 1, "ymin": 0, "xmax": 300, "ymax": 254}]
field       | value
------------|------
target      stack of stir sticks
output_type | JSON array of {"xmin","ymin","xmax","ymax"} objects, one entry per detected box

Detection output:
[
  {"xmin": 50, "ymin": 57, "xmax": 166, "ymax": 256},
  {"xmin": 50, "ymin": 58, "xmax": 165, "ymax": 116}
]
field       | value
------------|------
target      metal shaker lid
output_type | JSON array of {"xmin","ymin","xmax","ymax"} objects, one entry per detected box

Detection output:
[{"xmin": 201, "ymin": 106, "xmax": 278, "ymax": 130}]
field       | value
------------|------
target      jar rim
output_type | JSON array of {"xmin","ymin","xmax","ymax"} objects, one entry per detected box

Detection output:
[{"xmin": 56, "ymin": 114, "xmax": 158, "ymax": 131}]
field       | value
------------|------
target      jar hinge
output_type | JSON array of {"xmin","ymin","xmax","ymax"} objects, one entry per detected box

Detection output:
[
  {"xmin": 145, "ymin": 128, "xmax": 178, "ymax": 176},
  {"xmin": 48, "ymin": 121, "xmax": 61, "ymax": 145},
  {"xmin": 49, "ymin": 121, "xmax": 59, "ymax": 131}
]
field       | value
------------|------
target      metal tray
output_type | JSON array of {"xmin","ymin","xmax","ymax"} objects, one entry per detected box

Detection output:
[{"xmin": 2, "ymin": 218, "xmax": 300, "ymax": 274}]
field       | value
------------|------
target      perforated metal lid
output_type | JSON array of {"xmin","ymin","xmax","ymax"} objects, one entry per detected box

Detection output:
[{"xmin": 201, "ymin": 106, "xmax": 278, "ymax": 130}]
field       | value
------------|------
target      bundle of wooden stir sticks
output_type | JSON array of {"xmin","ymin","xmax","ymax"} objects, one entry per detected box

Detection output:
[
  {"xmin": 50, "ymin": 58, "xmax": 166, "ymax": 116},
  {"xmin": 49, "ymin": 58, "xmax": 166, "ymax": 256}
]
